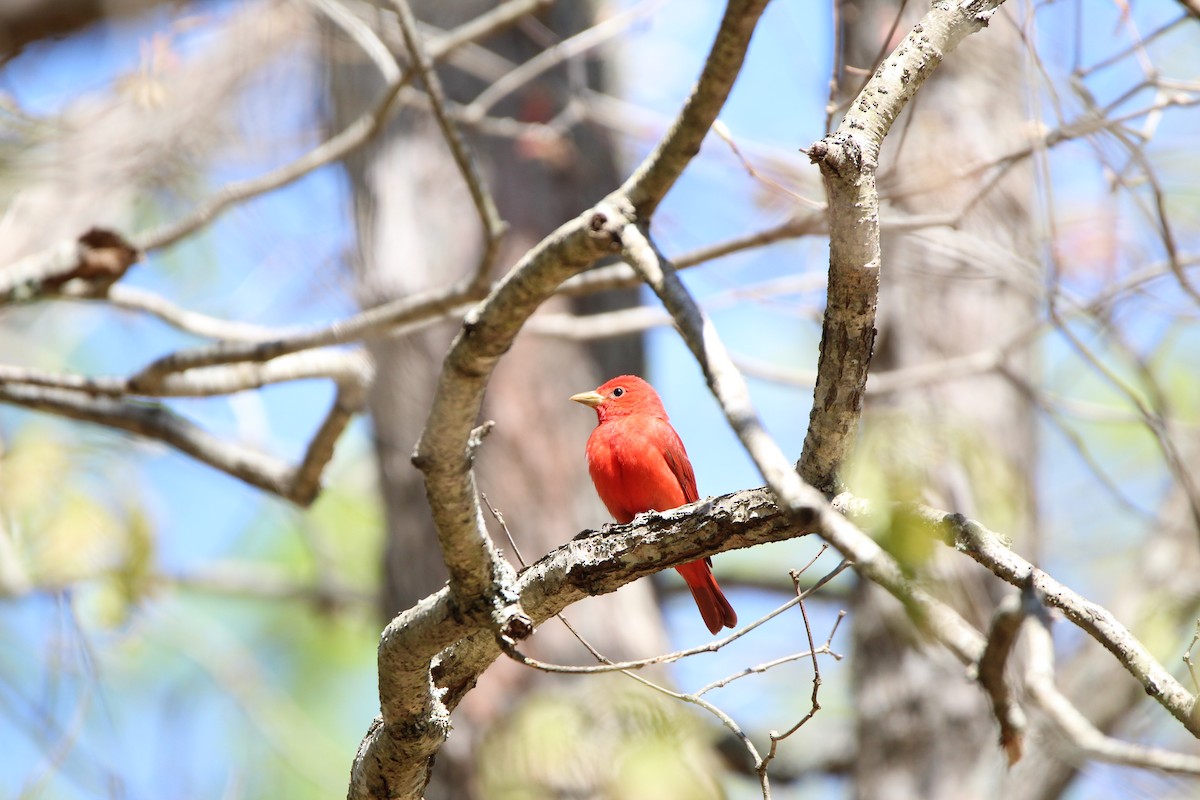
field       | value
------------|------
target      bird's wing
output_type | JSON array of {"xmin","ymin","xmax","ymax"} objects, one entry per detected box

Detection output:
[
  {"xmin": 658, "ymin": 419, "xmax": 699, "ymax": 504},
  {"xmin": 658, "ymin": 419, "xmax": 709, "ymax": 566}
]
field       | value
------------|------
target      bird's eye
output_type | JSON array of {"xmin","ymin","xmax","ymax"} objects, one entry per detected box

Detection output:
[{"xmin": 612, "ymin": 387, "xmax": 625, "ymax": 398}]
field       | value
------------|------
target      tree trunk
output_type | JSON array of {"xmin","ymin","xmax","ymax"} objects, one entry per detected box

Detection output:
[{"xmin": 837, "ymin": 3, "xmax": 1038, "ymax": 798}]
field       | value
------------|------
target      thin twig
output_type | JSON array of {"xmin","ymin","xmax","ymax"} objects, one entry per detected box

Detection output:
[
  {"xmin": 485, "ymin": 494, "xmax": 774, "ymax": 794},
  {"xmin": 498, "ymin": 559, "xmax": 852, "ymax": 675},
  {"xmin": 460, "ymin": 0, "xmax": 664, "ymax": 125},
  {"xmin": 711, "ymin": 120, "xmax": 824, "ymax": 209},
  {"xmin": 389, "ymin": 0, "xmax": 507, "ymax": 285},
  {"xmin": 1183, "ymin": 622, "xmax": 1200, "ymax": 695},
  {"xmin": 757, "ymin": 579, "xmax": 843, "ymax": 780},
  {"xmin": 136, "ymin": 0, "xmax": 401, "ymax": 252},
  {"xmin": 135, "ymin": 0, "xmax": 544, "ymax": 254}
]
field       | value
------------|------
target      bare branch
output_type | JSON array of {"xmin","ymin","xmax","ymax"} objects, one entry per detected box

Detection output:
[
  {"xmin": 978, "ymin": 593, "xmax": 1029, "ymax": 765},
  {"xmin": 0, "ymin": 383, "xmax": 298, "ymax": 499},
  {"xmin": 695, "ymin": 609, "xmax": 845, "ymax": 696},
  {"xmin": 620, "ymin": 223, "xmax": 987, "ymax": 668},
  {"xmin": 461, "ymin": 0, "xmax": 663, "ymax": 125},
  {"xmin": 800, "ymin": 0, "xmax": 1009, "ymax": 491},
  {"xmin": 757, "ymin": 571, "xmax": 845, "ymax": 787},
  {"xmin": 498, "ymin": 558, "xmax": 849, "ymax": 676},
  {"xmin": 289, "ymin": 374, "xmax": 369, "ymax": 506},
  {"xmin": 128, "ymin": 284, "xmax": 473, "ymax": 390},
  {"xmin": 618, "ymin": 0, "xmax": 771, "ymax": 217},
  {"xmin": 0, "ymin": 349, "xmax": 370, "ymax": 505},
  {"xmin": 96, "ymin": 284, "xmax": 286, "ymax": 342},
  {"xmin": 898, "ymin": 504, "xmax": 1200, "ymax": 737},
  {"xmin": 134, "ymin": 0, "xmax": 401, "ymax": 252},
  {"xmin": 2, "ymin": 348, "xmax": 371, "ymax": 398},
  {"xmin": 1024, "ymin": 597, "xmax": 1200, "ymax": 775},
  {"xmin": 389, "ymin": 0, "xmax": 507, "ymax": 284}
]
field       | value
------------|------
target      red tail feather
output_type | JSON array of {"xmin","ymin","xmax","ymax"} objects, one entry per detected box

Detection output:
[{"xmin": 676, "ymin": 559, "xmax": 737, "ymax": 635}]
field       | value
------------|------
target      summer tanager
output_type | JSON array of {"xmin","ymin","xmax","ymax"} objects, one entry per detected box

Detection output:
[{"xmin": 571, "ymin": 375, "xmax": 737, "ymax": 634}]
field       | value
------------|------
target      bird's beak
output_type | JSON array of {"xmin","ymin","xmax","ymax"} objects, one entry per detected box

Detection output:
[{"xmin": 570, "ymin": 390, "xmax": 605, "ymax": 408}]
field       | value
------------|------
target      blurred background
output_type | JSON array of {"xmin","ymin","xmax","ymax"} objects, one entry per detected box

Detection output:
[{"xmin": 1, "ymin": 0, "xmax": 1199, "ymax": 798}]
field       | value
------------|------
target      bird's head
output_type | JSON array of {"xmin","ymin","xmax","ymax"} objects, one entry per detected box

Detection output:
[{"xmin": 570, "ymin": 374, "xmax": 667, "ymax": 422}]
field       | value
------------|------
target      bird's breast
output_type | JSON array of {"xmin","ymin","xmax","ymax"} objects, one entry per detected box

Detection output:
[{"xmin": 585, "ymin": 421, "xmax": 688, "ymax": 524}]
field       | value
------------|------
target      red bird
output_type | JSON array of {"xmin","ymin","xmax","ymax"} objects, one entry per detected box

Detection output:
[{"xmin": 571, "ymin": 375, "xmax": 737, "ymax": 635}]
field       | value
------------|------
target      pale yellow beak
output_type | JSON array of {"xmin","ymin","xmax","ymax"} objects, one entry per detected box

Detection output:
[{"xmin": 570, "ymin": 390, "xmax": 605, "ymax": 408}]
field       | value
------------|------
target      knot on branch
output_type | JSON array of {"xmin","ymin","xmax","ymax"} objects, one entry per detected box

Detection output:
[
  {"xmin": 585, "ymin": 200, "xmax": 633, "ymax": 253},
  {"xmin": 807, "ymin": 133, "xmax": 863, "ymax": 183},
  {"xmin": 466, "ymin": 420, "xmax": 495, "ymax": 463},
  {"xmin": 498, "ymin": 608, "xmax": 534, "ymax": 642},
  {"xmin": 50, "ymin": 228, "xmax": 141, "ymax": 294}
]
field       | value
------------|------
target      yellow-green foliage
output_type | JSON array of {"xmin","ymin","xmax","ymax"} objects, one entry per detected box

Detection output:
[
  {"xmin": 0, "ymin": 427, "xmax": 155, "ymax": 625},
  {"xmin": 845, "ymin": 411, "xmax": 1024, "ymax": 571},
  {"xmin": 476, "ymin": 677, "xmax": 723, "ymax": 800}
]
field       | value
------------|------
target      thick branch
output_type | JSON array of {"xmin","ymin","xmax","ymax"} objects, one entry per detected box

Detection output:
[
  {"xmin": 411, "ymin": 211, "xmax": 617, "ymax": 602},
  {"xmin": 799, "ymin": 0, "xmax": 1008, "ymax": 490},
  {"xmin": 350, "ymin": 207, "xmax": 617, "ymax": 799}
]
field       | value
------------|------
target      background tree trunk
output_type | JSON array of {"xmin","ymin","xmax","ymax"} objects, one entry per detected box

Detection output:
[
  {"xmin": 323, "ymin": 4, "xmax": 666, "ymax": 797},
  {"xmin": 837, "ymin": 3, "xmax": 1038, "ymax": 798}
]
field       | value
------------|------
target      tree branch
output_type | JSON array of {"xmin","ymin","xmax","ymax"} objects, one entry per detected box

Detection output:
[
  {"xmin": 0, "ymin": 383, "xmax": 298, "ymax": 498},
  {"xmin": 800, "ymin": 0, "xmax": 1008, "ymax": 490},
  {"xmin": 935, "ymin": 508, "xmax": 1200, "ymax": 737},
  {"xmin": 617, "ymin": 0, "xmax": 770, "ymax": 217},
  {"xmin": 0, "ymin": 352, "xmax": 370, "ymax": 506},
  {"xmin": 1023, "ymin": 592, "xmax": 1200, "ymax": 775}
]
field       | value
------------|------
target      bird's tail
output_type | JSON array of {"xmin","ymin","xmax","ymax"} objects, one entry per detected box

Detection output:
[{"xmin": 676, "ymin": 559, "xmax": 737, "ymax": 635}]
